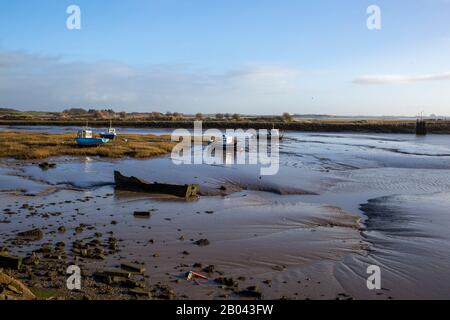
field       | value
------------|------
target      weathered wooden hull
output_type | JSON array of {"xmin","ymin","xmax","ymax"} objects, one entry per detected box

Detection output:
[{"xmin": 114, "ymin": 171, "xmax": 198, "ymax": 198}]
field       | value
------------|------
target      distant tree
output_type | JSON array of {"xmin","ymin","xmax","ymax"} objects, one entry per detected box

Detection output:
[
  {"xmin": 215, "ymin": 113, "xmax": 224, "ymax": 120},
  {"xmin": 0, "ymin": 108, "xmax": 18, "ymax": 114},
  {"xmin": 195, "ymin": 113, "xmax": 203, "ymax": 120},
  {"xmin": 63, "ymin": 108, "xmax": 87, "ymax": 115},
  {"xmin": 232, "ymin": 113, "xmax": 240, "ymax": 121},
  {"xmin": 150, "ymin": 112, "xmax": 162, "ymax": 119},
  {"xmin": 282, "ymin": 112, "xmax": 292, "ymax": 122},
  {"xmin": 94, "ymin": 111, "xmax": 109, "ymax": 119},
  {"xmin": 119, "ymin": 112, "xmax": 127, "ymax": 119}
]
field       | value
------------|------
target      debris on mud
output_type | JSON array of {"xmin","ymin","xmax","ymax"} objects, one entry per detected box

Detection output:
[
  {"xmin": 194, "ymin": 239, "xmax": 210, "ymax": 246},
  {"xmin": 17, "ymin": 228, "xmax": 43, "ymax": 241},
  {"xmin": 38, "ymin": 162, "xmax": 57, "ymax": 170}
]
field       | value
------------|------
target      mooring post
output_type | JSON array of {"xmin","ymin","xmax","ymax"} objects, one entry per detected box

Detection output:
[{"xmin": 416, "ymin": 118, "xmax": 427, "ymax": 135}]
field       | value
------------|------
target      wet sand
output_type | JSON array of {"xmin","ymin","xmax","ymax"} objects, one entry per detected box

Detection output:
[{"xmin": 1, "ymin": 131, "xmax": 450, "ymax": 299}]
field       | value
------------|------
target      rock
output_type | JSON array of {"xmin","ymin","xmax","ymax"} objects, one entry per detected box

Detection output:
[
  {"xmin": 0, "ymin": 271, "xmax": 35, "ymax": 300},
  {"xmin": 121, "ymin": 263, "xmax": 146, "ymax": 274},
  {"xmin": 214, "ymin": 277, "xmax": 238, "ymax": 287},
  {"xmin": 238, "ymin": 286, "xmax": 263, "ymax": 299},
  {"xmin": 88, "ymin": 239, "xmax": 101, "ymax": 246},
  {"xmin": 74, "ymin": 226, "xmax": 84, "ymax": 234},
  {"xmin": 133, "ymin": 211, "xmax": 151, "ymax": 218},
  {"xmin": 7, "ymin": 284, "xmax": 21, "ymax": 295},
  {"xmin": 0, "ymin": 247, "xmax": 8, "ymax": 256},
  {"xmin": 103, "ymin": 268, "xmax": 132, "ymax": 279},
  {"xmin": 57, "ymin": 226, "xmax": 66, "ymax": 233},
  {"xmin": 55, "ymin": 242, "xmax": 65, "ymax": 249},
  {"xmin": 17, "ymin": 228, "xmax": 43, "ymax": 241},
  {"xmin": 195, "ymin": 239, "xmax": 210, "ymax": 246},
  {"xmin": 271, "ymin": 265, "xmax": 285, "ymax": 271},
  {"xmin": 88, "ymin": 252, "xmax": 106, "ymax": 260},
  {"xmin": 38, "ymin": 162, "xmax": 56, "ymax": 170},
  {"xmin": 129, "ymin": 288, "xmax": 151, "ymax": 298},
  {"xmin": 0, "ymin": 255, "xmax": 22, "ymax": 270},
  {"xmin": 122, "ymin": 279, "xmax": 145, "ymax": 289},
  {"xmin": 93, "ymin": 272, "xmax": 113, "ymax": 285},
  {"xmin": 23, "ymin": 253, "xmax": 40, "ymax": 266},
  {"xmin": 203, "ymin": 265, "xmax": 215, "ymax": 273},
  {"xmin": 37, "ymin": 244, "xmax": 52, "ymax": 254},
  {"xmin": 151, "ymin": 284, "xmax": 176, "ymax": 300}
]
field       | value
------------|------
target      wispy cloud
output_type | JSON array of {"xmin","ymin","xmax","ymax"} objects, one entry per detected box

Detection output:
[
  {"xmin": 0, "ymin": 50, "xmax": 302, "ymax": 113},
  {"xmin": 354, "ymin": 72, "xmax": 450, "ymax": 85}
]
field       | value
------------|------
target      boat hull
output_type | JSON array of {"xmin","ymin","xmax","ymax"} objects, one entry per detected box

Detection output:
[
  {"xmin": 76, "ymin": 137, "xmax": 109, "ymax": 146},
  {"xmin": 114, "ymin": 171, "xmax": 199, "ymax": 198},
  {"xmin": 100, "ymin": 133, "xmax": 117, "ymax": 140}
]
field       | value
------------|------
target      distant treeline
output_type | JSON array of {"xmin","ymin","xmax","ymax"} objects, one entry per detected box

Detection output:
[
  {"xmin": 1, "ymin": 119, "xmax": 450, "ymax": 133},
  {"xmin": 0, "ymin": 108, "xmax": 295, "ymax": 122}
]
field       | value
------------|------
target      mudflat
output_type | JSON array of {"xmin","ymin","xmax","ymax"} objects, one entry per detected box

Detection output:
[{"xmin": 1, "ymin": 129, "xmax": 450, "ymax": 300}]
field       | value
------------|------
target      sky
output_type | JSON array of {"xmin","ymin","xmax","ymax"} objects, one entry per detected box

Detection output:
[{"xmin": 0, "ymin": 0, "xmax": 450, "ymax": 116}]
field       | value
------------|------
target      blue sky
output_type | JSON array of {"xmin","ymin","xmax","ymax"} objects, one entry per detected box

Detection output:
[{"xmin": 1, "ymin": 0, "xmax": 450, "ymax": 115}]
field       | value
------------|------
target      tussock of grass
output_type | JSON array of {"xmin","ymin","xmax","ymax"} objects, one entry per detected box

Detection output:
[{"xmin": 0, "ymin": 132, "xmax": 175, "ymax": 160}]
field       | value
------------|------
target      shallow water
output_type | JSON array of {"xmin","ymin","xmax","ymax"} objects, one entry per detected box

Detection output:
[
  {"xmin": 0, "ymin": 125, "xmax": 174, "ymax": 135},
  {"xmin": 1, "ymin": 128, "xmax": 450, "ymax": 299}
]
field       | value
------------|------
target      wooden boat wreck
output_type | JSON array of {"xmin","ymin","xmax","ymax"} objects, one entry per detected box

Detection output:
[{"xmin": 114, "ymin": 171, "xmax": 199, "ymax": 198}]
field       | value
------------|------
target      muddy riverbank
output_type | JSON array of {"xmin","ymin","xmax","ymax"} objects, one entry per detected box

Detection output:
[{"xmin": 1, "ymin": 130, "xmax": 450, "ymax": 300}]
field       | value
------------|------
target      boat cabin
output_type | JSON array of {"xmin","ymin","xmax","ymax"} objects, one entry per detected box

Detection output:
[{"xmin": 77, "ymin": 129, "xmax": 93, "ymax": 139}]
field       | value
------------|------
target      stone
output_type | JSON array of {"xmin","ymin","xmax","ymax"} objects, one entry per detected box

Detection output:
[
  {"xmin": 133, "ymin": 211, "xmax": 151, "ymax": 218},
  {"xmin": 214, "ymin": 277, "xmax": 238, "ymax": 287},
  {"xmin": 103, "ymin": 268, "xmax": 132, "ymax": 279},
  {"xmin": 121, "ymin": 263, "xmax": 146, "ymax": 274},
  {"xmin": 17, "ymin": 228, "xmax": 43, "ymax": 241},
  {"xmin": 129, "ymin": 288, "xmax": 151, "ymax": 298},
  {"xmin": 0, "ymin": 271, "xmax": 35, "ymax": 300},
  {"xmin": 195, "ymin": 239, "xmax": 210, "ymax": 246},
  {"xmin": 0, "ymin": 255, "xmax": 22, "ymax": 270},
  {"xmin": 238, "ymin": 286, "xmax": 263, "ymax": 299},
  {"xmin": 203, "ymin": 265, "xmax": 215, "ymax": 273}
]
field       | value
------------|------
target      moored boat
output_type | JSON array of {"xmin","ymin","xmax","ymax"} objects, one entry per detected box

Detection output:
[
  {"xmin": 76, "ymin": 128, "xmax": 109, "ymax": 146},
  {"xmin": 100, "ymin": 120, "xmax": 117, "ymax": 140}
]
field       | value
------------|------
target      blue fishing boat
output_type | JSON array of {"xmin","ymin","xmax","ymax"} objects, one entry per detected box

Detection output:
[
  {"xmin": 76, "ymin": 128, "xmax": 109, "ymax": 146},
  {"xmin": 100, "ymin": 120, "xmax": 117, "ymax": 140}
]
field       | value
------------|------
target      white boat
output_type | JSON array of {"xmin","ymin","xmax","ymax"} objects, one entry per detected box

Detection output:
[
  {"xmin": 75, "ymin": 123, "xmax": 109, "ymax": 147},
  {"xmin": 76, "ymin": 125, "xmax": 109, "ymax": 146},
  {"xmin": 100, "ymin": 121, "xmax": 117, "ymax": 140}
]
